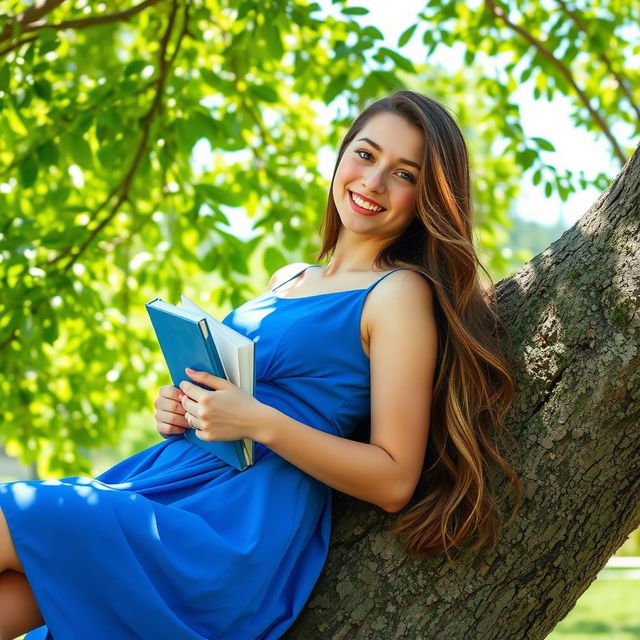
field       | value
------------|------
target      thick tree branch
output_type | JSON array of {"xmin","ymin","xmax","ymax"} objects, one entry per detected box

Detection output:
[
  {"xmin": 285, "ymin": 142, "xmax": 640, "ymax": 640},
  {"xmin": 485, "ymin": 0, "xmax": 628, "ymax": 166},
  {"xmin": 555, "ymin": 0, "xmax": 640, "ymax": 122},
  {"xmin": 0, "ymin": 0, "xmax": 164, "ymax": 46}
]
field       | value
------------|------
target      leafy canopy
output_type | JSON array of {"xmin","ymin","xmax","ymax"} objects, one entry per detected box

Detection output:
[{"xmin": 0, "ymin": 0, "xmax": 635, "ymax": 476}]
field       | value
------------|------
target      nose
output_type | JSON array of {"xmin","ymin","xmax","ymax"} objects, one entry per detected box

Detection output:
[{"xmin": 361, "ymin": 166, "xmax": 386, "ymax": 192}]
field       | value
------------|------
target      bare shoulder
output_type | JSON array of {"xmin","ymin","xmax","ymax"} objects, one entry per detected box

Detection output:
[
  {"xmin": 374, "ymin": 268, "xmax": 433, "ymax": 303},
  {"xmin": 268, "ymin": 262, "xmax": 312, "ymax": 290},
  {"xmin": 364, "ymin": 269, "xmax": 435, "ymax": 338}
]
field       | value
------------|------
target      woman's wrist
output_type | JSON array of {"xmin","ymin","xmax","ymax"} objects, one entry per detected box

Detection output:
[{"xmin": 250, "ymin": 403, "xmax": 280, "ymax": 446}]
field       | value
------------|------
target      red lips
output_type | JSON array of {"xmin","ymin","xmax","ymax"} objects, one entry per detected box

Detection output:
[{"xmin": 348, "ymin": 190, "xmax": 386, "ymax": 211}]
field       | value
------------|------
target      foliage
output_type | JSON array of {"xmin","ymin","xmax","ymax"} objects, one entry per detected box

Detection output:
[{"xmin": 0, "ymin": 0, "xmax": 636, "ymax": 476}]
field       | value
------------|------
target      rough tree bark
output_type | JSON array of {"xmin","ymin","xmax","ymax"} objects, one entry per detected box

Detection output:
[{"xmin": 284, "ymin": 144, "xmax": 640, "ymax": 640}]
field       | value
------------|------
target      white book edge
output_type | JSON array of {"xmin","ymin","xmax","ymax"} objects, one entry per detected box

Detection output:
[{"xmin": 180, "ymin": 295, "xmax": 255, "ymax": 465}]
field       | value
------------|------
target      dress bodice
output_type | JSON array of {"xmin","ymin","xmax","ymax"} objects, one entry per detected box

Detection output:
[{"xmin": 222, "ymin": 265, "xmax": 403, "ymax": 438}]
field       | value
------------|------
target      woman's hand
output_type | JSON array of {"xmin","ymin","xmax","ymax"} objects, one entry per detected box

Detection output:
[
  {"xmin": 179, "ymin": 367, "xmax": 269, "ymax": 443},
  {"xmin": 154, "ymin": 385, "xmax": 189, "ymax": 438}
]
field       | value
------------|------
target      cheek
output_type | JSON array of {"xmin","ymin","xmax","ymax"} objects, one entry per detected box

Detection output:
[
  {"xmin": 335, "ymin": 155, "xmax": 361, "ymax": 185},
  {"xmin": 393, "ymin": 188, "xmax": 417, "ymax": 213}
]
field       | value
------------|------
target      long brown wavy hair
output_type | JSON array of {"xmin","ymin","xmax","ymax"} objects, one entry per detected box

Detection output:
[{"xmin": 316, "ymin": 90, "xmax": 522, "ymax": 560}]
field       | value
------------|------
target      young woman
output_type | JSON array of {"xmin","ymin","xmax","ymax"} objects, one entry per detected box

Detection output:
[{"xmin": 0, "ymin": 90, "xmax": 520, "ymax": 639}]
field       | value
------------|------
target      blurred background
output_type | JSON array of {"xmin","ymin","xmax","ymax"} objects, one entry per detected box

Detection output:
[{"xmin": 1, "ymin": 1, "xmax": 638, "ymax": 638}]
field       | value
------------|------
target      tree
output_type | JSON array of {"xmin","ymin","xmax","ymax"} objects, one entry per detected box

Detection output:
[{"xmin": 285, "ymin": 143, "xmax": 640, "ymax": 638}]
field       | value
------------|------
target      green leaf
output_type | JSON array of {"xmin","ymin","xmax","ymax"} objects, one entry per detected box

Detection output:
[
  {"xmin": 35, "ymin": 140, "xmax": 58, "ymax": 166},
  {"xmin": 264, "ymin": 25, "xmax": 284, "ymax": 60},
  {"xmin": 229, "ymin": 249, "xmax": 250, "ymax": 275},
  {"xmin": 398, "ymin": 24, "xmax": 417, "ymax": 48},
  {"xmin": 279, "ymin": 176, "xmax": 306, "ymax": 200},
  {"xmin": 194, "ymin": 183, "xmax": 244, "ymax": 207},
  {"xmin": 24, "ymin": 43, "xmax": 35, "ymax": 65},
  {"xmin": 361, "ymin": 26, "xmax": 384, "ymax": 40},
  {"xmin": 65, "ymin": 132, "xmax": 93, "ymax": 167},
  {"xmin": 516, "ymin": 148, "xmax": 537, "ymax": 170},
  {"xmin": 74, "ymin": 112, "xmax": 94, "ymax": 136},
  {"xmin": 174, "ymin": 117, "xmax": 202, "ymax": 153},
  {"xmin": 40, "ymin": 229, "xmax": 69, "ymax": 249},
  {"xmin": 323, "ymin": 73, "xmax": 348, "ymax": 103},
  {"xmin": 191, "ymin": 111, "xmax": 220, "ymax": 142},
  {"xmin": 38, "ymin": 37, "xmax": 60, "ymax": 55},
  {"xmin": 199, "ymin": 68, "xmax": 235, "ymax": 96},
  {"xmin": 0, "ymin": 63, "xmax": 10, "ymax": 93},
  {"xmin": 342, "ymin": 7, "xmax": 369, "ymax": 15},
  {"xmin": 247, "ymin": 83, "xmax": 279, "ymax": 103},
  {"xmin": 237, "ymin": 1, "xmax": 254, "ymax": 20},
  {"xmin": 16, "ymin": 86, "xmax": 33, "ymax": 109},
  {"xmin": 18, "ymin": 155, "xmax": 38, "ymax": 188},
  {"xmin": 531, "ymin": 136, "xmax": 555, "ymax": 152},
  {"xmin": 32, "ymin": 78, "xmax": 52, "ymax": 101},
  {"xmin": 41, "ymin": 309, "xmax": 59, "ymax": 345},
  {"xmin": 377, "ymin": 47, "xmax": 415, "ymax": 72},
  {"xmin": 124, "ymin": 59, "xmax": 148, "ymax": 77}
]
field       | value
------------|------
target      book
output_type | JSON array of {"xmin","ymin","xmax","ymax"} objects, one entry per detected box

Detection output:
[{"xmin": 145, "ymin": 296, "xmax": 256, "ymax": 471}]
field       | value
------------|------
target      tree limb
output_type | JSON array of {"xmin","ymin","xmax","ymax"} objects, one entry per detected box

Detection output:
[
  {"xmin": 46, "ymin": 0, "xmax": 189, "ymax": 272},
  {"xmin": 0, "ymin": 0, "xmax": 164, "ymax": 46},
  {"xmin": 485, "ymin": 0, "xmax": 628, "ymax": 166},
  {"xmin": 554, "ymin": 0, "xmax": 640, "ymax": 123},
  {"xmin": 0, "ymin": 0, "xmax": 67, "ymax": 42}
]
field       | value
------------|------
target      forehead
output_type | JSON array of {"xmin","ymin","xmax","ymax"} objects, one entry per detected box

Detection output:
[{"xmin": 356, "ymin": 112, "xmax": 424, "ymax": 162}]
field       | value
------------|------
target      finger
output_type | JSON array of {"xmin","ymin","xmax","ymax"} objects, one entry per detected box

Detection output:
[
  {"xmin": 158, "ymin": 397, "xmax": 186, "ymax": 415},
  {"xmin": 182, "ymin": 397, "xmax": 200, "ymax": 420},
  {"xmin": 185, "ymin": 412, "xmax": 201, "ymax": 430},
  {"xmin": 155, "ymin": 409, "xmax": 189, "ymax": 428},
  {"xmin": 185, "ymin": 369, "xmax": 228, "ymax": 390},
  {"xmin": 156, "ymin": 421, "xmax": 187, "ymax": 436},
  {"xmin": 160, "ymin": 385, "xmax": 184, "ymax": 400},
  {"xmin": 178, "ymin": 379, "xmax": 209, "ymax": 402}
]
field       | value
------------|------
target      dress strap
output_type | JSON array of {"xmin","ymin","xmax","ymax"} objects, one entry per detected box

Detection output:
[
  {"xmin": 271, "ymin": 264, "xmax": 318, "ymax": 292},
  {"xmin": 364, "ymin": 268, "xmax": 404, "ymax": 292}
]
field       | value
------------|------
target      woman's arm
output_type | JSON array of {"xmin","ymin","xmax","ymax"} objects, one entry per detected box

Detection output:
[{"xmin": 258, "ymin": 270, "xmax": 438, "ymax": 513}]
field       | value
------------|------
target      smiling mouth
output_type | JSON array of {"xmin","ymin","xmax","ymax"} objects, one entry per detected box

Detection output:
[{"xmin": 349, "ymin": 190, "xmax": 386, "ymax": 212}]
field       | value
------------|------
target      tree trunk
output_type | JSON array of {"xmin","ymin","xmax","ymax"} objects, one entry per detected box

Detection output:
[{"xmin": 284, "ymin": 144, "xmax": 640, "ymax": 640}]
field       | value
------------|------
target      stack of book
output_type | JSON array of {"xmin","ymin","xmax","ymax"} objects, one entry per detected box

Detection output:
[{"xmin": 145, "ymin": 295, "xmax": 255, "ymax": 471}]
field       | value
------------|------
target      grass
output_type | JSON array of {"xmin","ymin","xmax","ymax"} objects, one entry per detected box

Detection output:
[{"xmin": 548, "ymin": 574, "xmax": 640, "ymax": 640}]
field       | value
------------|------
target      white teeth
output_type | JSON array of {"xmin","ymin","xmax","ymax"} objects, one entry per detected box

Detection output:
[{"xmin": 351, "ymin": 191, "xmax": 382, "ymax": 212}]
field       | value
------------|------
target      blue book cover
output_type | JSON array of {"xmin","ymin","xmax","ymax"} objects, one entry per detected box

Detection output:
[{"xmin": 145, "ymin": 298, "xmax": 253, "ymax": 471}]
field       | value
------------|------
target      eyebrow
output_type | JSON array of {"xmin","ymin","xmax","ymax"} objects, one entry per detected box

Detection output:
[{"xmin": 356, "ymin": 137, "xmax": 422, "ymax": 171}]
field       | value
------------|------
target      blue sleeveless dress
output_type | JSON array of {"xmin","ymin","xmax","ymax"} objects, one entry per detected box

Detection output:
[{"xmin": 0, "ymin": 264, "xmax": 402, "ymax": 640}]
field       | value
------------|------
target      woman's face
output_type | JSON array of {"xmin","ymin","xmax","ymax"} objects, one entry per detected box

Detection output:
[{"xmin": 332, "ymin": 111, "xmax": 424, "ymax": 240}]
